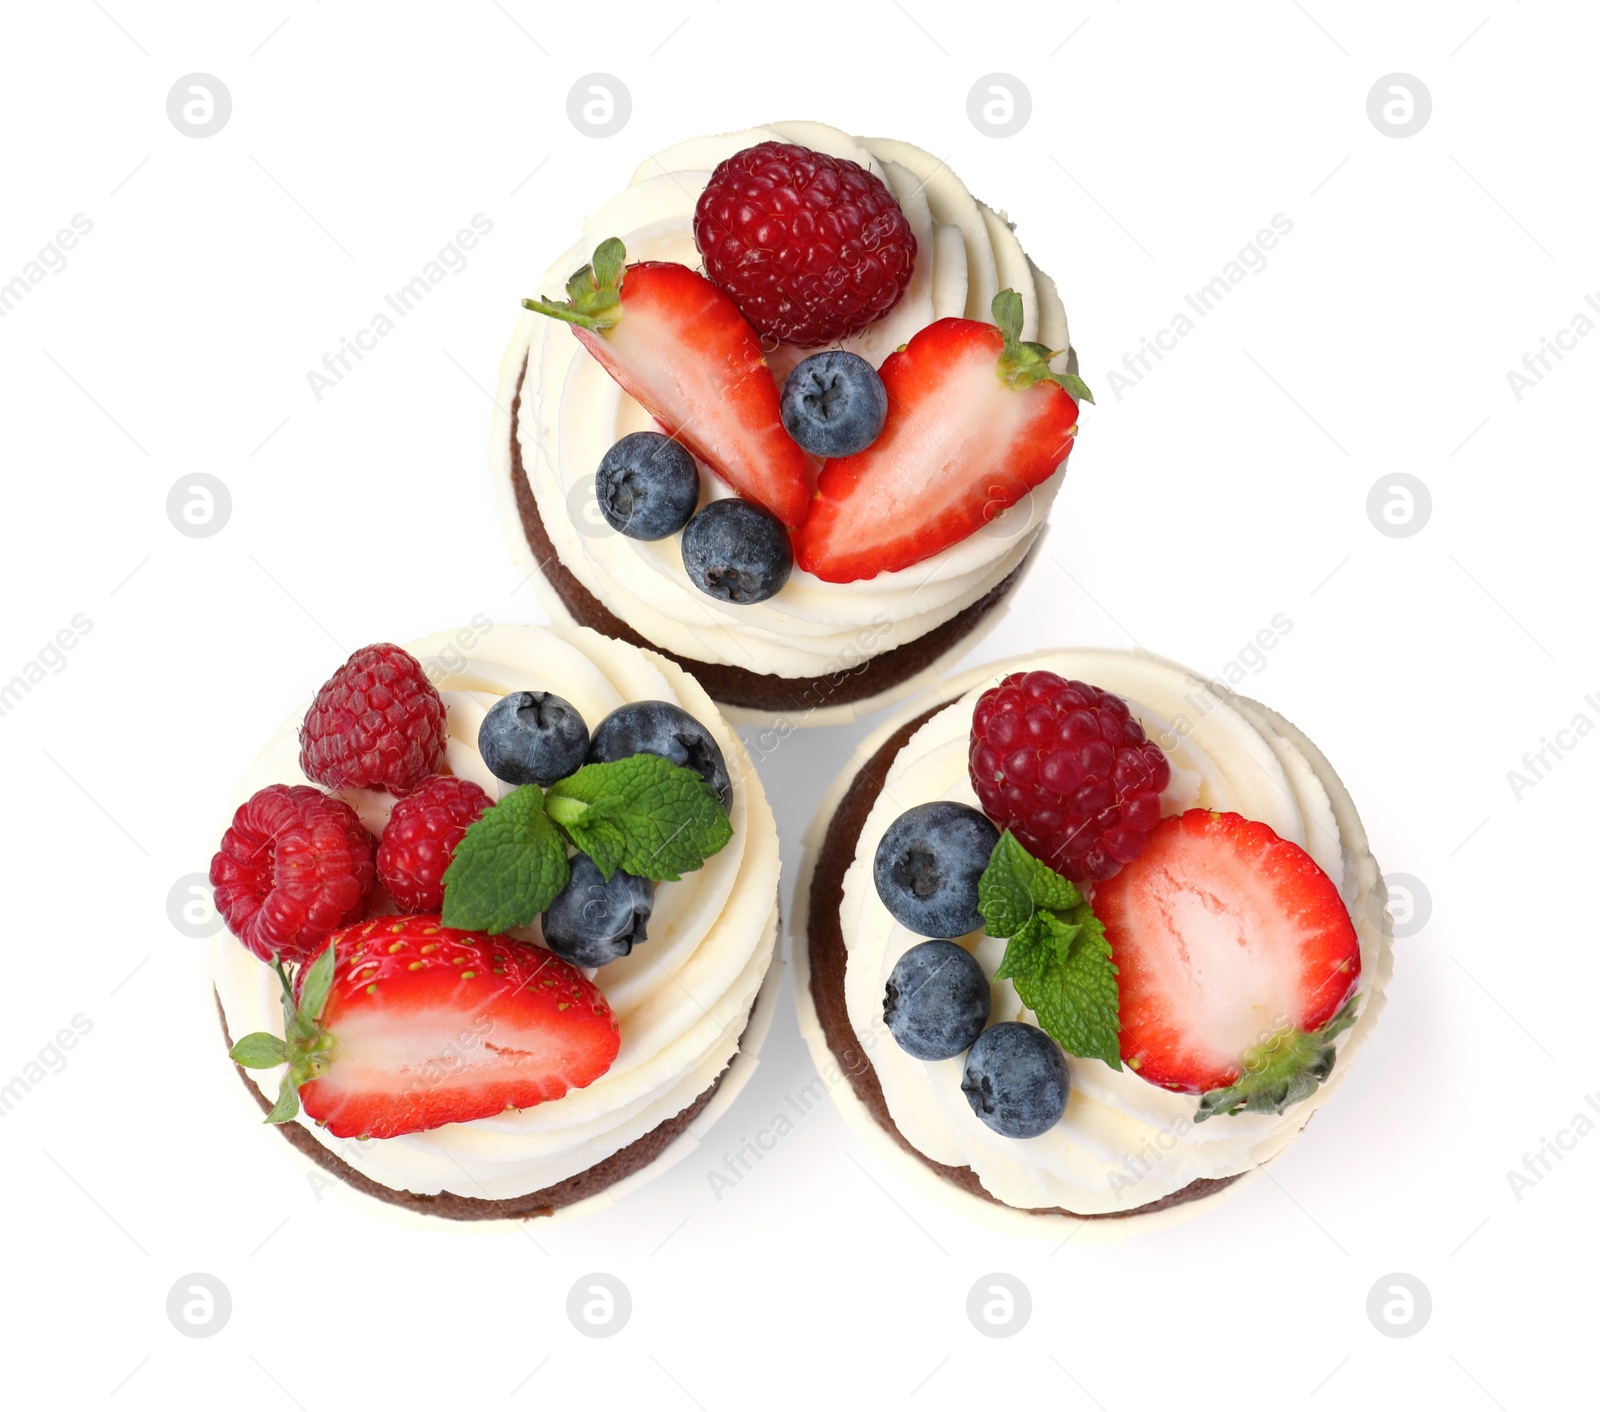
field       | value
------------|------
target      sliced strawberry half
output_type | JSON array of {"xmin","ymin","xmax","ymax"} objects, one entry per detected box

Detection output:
[
  {"xmin": 1093, "ymin": 810, "xmax": 1362, "ymax": 1121},
  {"xmin": 229, "ymin": 914, "xmax": 620, "ymax": 1139},
  {"xmin": 524, "ymin": 238, "xmax": 810, "ymax": 528},
  {"xmin": 792, "ymin": 290, "xmax": 1092, "ymax": 582}
]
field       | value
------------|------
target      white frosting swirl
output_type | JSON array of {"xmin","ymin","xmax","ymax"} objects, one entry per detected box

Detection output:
[
  {"xmin": 827, "ymin": 651, "xmax": 1393, "ymax": 1217},
  {"xmin": 205, "ymin": 624, "xmax": 781, "ymax": 1203},
  {"xmin": 498, "ymin": 122, "xmax": 1075, "ymax": 682}
]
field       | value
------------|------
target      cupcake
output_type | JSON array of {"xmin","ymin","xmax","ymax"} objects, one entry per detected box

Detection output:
[
  {"xmin": 492, "ymin": 121, "xmax": 1090, "ymax": 725},
  {"xmin": 797, "ymin": 651, "xmax": 1393, "ymax": 1226},
  {"xmin": 206, "ymin": 623, "xmax": 780, "ymax": 1221}
]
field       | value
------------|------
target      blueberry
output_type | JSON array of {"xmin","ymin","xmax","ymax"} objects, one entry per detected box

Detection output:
[
  {"xmin": 541, "ymin": 854, "xmax": 654, "ymax": 968},
  {"xmin": 680, "ymin": 499, "xmax": 792, "ymax": 605},
  {"xmin": 595, "ymin": 431, "xmax": 701, "ymax": 540},
  {"xmin": 587, "ymin": 700, "xmax": 732, "ymax": 812},
  {"xmin": 883, "ymin": 940, "xmax": 991, "ymax": 1061},
  {"xmin": 873, "ymin": 802, "xmax": 999, "ymax": 939},
  {"xmin": 780, "ymin": 350, "xmax": 888, "ymax": 458},
  {"xmin": 960, "ymin": 1023, "xmax": 1069, "ymax": 1139},
  {"xmin": 478, "ymin": 691, "xmax": 590, "ymax": 786}
]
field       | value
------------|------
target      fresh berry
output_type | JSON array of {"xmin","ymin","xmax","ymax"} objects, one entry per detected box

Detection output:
[
  {"xmin": 299, "ymin": 643, "xmax": 448, "ymax": 796},
  {"xmin": 873, "ymin": 802, "xmax": 998, "ymax": 938},
  {"xmin": 692, "ymin": 141, "xmax": 917, "ymax": 348},
  {"xmin": 968, "ymin": 672, "xmax": 1169, "ymax": 884},
  {"xmin": 210, "ymin": 784, "xmax": 376, "ymax": 964},
  {"xmin": 587, "ymin": 701, "xmax": 732, "ymax": 812},
  {"xmin": 596, "ymin": 431, "xmax": 701, "ymax": 540},
  {"xmin": 1093, "ymin": 810, "xmax": 1363, "ymax": 1118},
  {"xmin": 680, "ymin": 498, "xmax": 793, "ymax": 605},
  {"xmin": 478, "ymin": 691, "xmax": 590, "ymax": 787},
  {"xmin": 883, "ymin": 940, "xmax": 992, "ymax": 1061},
  {"xmin": 780, "ymin": 351, "xmax": 888, "ymax": 458},
  {"xmin": 375, "ymin": 775, "xmax": 491, "ymax": 912},
  {"xmin": 524, "ymin": 239, "xmax": 809, "ymax": 527},
  {"xmin": 793, "ymin": 291, "xmax": 1090, "ymax": 582},
  {"xmin": 252, "ymin": 915, "xmax": 621, "ymax": 1140},
  {"xmin": 541, "ymin": 854, "xmax": 655, "ymax": 969},
  {"xmin": 960, "ymin": 1022, "xmax": 1069, "ymax": 1138}
]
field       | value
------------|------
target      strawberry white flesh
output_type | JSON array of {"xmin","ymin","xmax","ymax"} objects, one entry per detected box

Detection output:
[{"xmin": 301, "ymin": 1002, "xmax": 585, "ymax": 1138}]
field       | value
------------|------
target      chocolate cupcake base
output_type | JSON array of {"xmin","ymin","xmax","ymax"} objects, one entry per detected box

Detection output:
[{"xmin": 803, "ymin": 701, "xmax": 1249, "ymax": 1223}]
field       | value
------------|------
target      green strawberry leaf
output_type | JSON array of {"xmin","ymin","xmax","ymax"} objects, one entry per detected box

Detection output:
[
  {"xmin": 524, "ymin": 238, "xmax": 628, "ymax": 331},
  {"xmin": 264, "ymin": 1071, "xmax": 302, "ymax": 1124},
  {"xmin": 1193, "ymin": 993, "xmax": 1361, "ymax": 1122},
  {"xmin": 297, "ymin": 943, "xmax": 337, "ymax": 1023},
  {"xmin": 1060, "ymin": 372, "xmax": 1096, "ymax": 405},
  {"xmin": 990, "ymin": 288, "xmax": 1095, "ymax": 404},
  {"xmin": 546, "ymin": 754, "xmax": 732, "ymax": 882},
  {"xmin": 979, "ymin": 831, "xmax": 1122, "ymax": 1069},
  {"xmin": 441, "ymin": 785, "xmax": 571, "ymax": 934},
  {"xmin": 991, "ymin": 287, "xmax": 1025, "ymax": 342},
  {"xmin": 229, "ymin": 1032, "xmax": 287, "ymax": 1069}
]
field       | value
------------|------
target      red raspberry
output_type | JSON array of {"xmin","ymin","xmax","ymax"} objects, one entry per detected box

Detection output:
[
  {"xmin": 968, "ymin": 672, "xmax": 1171, "ymax": 883},
  {"xmin": 299, "ymin": 643, "xmax": 447, "ymax": 796},
  {"xmin": 375, "ymin": 774, "xmax": 492, "ymax": 912},
  {"xmin": 693, "ymin": 141, "xmax": 917, "ymax": 348},
  {"xmin": 210, "ymin": 784, "xmax": 376, "ymax": 964}
]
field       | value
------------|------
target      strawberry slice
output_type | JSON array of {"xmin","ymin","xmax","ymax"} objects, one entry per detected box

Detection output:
[
  {"xmin": 792, "ymin": 291, "xmax": 1092, "ymax": 582},
  {"xmin": 1093, "ymin": 810, "xmax": 1362, "ymax": 1121},
  {"xmin": 229, "ymin": 915, "xmax": 619, "ymax": 1139},
  {"xmin": 524, "ymin": 239, "xmax": 810, "ymax": 528}
]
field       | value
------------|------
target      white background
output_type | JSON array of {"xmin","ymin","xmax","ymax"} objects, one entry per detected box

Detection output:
[{"xmin": 2, "ymin": 2, "xmax": 1593, "ymax": 1407}]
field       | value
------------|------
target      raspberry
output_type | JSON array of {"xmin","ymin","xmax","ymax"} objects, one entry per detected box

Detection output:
[
  {"xmin": 375, "ymin": 774, "xmax": 492, "ymax": 912},
  {"xmin": 693, "ymin": 141, "xmax": 917, "ymax": 348},
  {"xmin": 210, "ymin": 784, "xmax": 376, "ymax": 964},
  {"xmin": 968, "ymin": 672, "xmax": 1170, "ymax": 883},
  {"xmin": 299, "ymin": 644, "xmax": 447, "ymax": 796}
]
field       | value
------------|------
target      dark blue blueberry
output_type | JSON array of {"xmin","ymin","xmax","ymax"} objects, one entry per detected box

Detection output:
[
  {"xmin": 873, "ymin": 802, "xmax": 999, "ymax": 939},
  {"xmin": 960, "ymin": 1023, "xmax": 1069, "ymax": 1139},
  {"xmin": 587, "ymin": 700, "xmax": 732, "ymax": 812},
  {"xmin": 595, "ymin": 431, "xmax": 701, "ymax": 540},
  {"xmin": 780, "ymin": 350, "xmax": 888, "ymax": 458},
  {"xmin": 883, "ymin": 940, "xmax": 992, "ymax": 1061},
  {"xmin": 541, "ymin": 854, "xmax": 654, "ymax": 968},
  {"xmin": 680, "ymin": 499, "xmax": 792, "ymax": 606},
  {"xmin": 478, "ymin": 691, "xmax": 589, "ymax": 787}
]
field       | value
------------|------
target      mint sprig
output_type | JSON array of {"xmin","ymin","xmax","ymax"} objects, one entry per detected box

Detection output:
[
  {"xmin": 441, "ymin": 754, "xmax": 733, "ymax": 934},
  {"xmin": 979, "ymin": 831, "xmax": 1121, "ymax": 1069}
]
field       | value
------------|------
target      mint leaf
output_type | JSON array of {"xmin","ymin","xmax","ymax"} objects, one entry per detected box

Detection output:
[
  {"xmin": 995, "ymin": 912, "xmax": 1121, "ymax": 1068},
  {"xmin": 979, "ymin": 830, "xmax": 1122, "ymax": 1069},
  {"xmin": 441, "ymin": 785, "xmax": 571, "ymax": 933},
  {"xmin": 229, "ymin": 1032, "xmax": 287, "ymax": 1069},
  {"xmin": 546, "ymin": 755, "xmax": 732, "ymax": 882},
  {"xmin": 979, "ymin": 830, "xmax": 1081, "ymax": 936}
]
